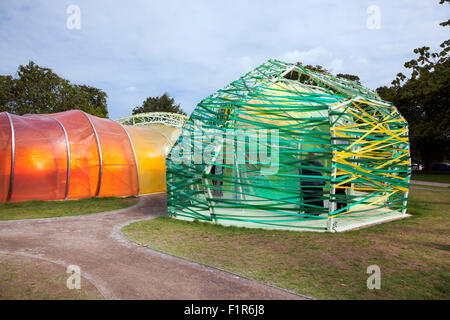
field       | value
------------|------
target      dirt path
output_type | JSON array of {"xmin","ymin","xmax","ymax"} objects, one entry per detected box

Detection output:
[
  {"xmin": 0, "ymin": 194, "xmax": 307, "ymax": 300},
  {"xmin": 410, "ymin": 186, "xmax": 450, "ymax": 192},
  {"xmin": 410, "ymin": 180, "xmax": 450, "ymax": 192},
  {"xmin": 410, "ymin": 180, "xmax": 450, "ymax": 188}
]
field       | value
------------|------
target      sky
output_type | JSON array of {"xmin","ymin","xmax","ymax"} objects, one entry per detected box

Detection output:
[{"xmin": 0, "ymin": 0, "xmax": 448, "ymax": 119}]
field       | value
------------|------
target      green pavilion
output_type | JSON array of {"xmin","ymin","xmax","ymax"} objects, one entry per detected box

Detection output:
[{"xmin": 166, "ymin": 59, "xmax": 411, "ymax": 232}]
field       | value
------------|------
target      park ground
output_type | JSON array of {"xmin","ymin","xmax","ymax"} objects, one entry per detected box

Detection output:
[
  {"xmin": 122, "ymin": 179, "xmax": 450, "ymax": 300},
  {"xmin": 0, "ymin": 253, "xmax": 103, "ymax": 300},
  {"xmin": 0, "ymin": 197, "xmax": 138, "ymax": 299},
  {"xmin": 0, "ymin": 175, "xmax": 448, "ymax": 299},
  {"xmin": 0, "ymin": 197, "xmax": 138, "ymax": 221},
  {"xmin": 412, "ymin": 172, "xmax": 450, "ymax": 184}
]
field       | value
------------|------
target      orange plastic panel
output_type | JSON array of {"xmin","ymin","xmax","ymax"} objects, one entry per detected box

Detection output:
[
  {"xmin": 48, "ymin": 110, "xmax": 100, "ymax": 199},
  {"xmin": 10, "ymin": 114, "xmax": 68, "ymax": 202},
  {"xmin": 0, "ymin": 111, "xmax": 172, "ymax": 203},
  {"xmin": 0, "ymin": 113, "xmax": 12, "ymax": 202},
  {"xmin": 124, "ymin": 126, "xmax": 169, "ymax": 194},
  {"xmin": 88, "ymin": 115, "xmax": 138, "ymax": 197}
]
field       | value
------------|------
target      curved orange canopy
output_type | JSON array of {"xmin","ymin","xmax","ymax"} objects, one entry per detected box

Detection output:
[{"xmin": 0, "ymin": 110, "xmax": 168, "ymax": 202}]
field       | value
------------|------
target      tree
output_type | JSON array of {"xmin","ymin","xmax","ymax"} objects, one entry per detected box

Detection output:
[
  {"xmin": 336, "ymin": 73, "xmax": 361, "ymax": 85},
  {"xmin": 377, "ymin": 0, "xmax": 450, "ymax": 169},
  {"xmin": 440, "ymin": 0, "xmax": 450, "ymax": 26},
  {"xmin": 0, "ymin": 61, "xmax": 108, "ymax": 118},
  {"xmin": 0, "ymin": 75, "xmax": 14, "ymax": 111},
  {"xmin": 296, "ymin": 62, "xmax": 329, "ymax": 74},
  {"xmin": 296, "ymin": 62, "xmax": 362, "ymax": 85},
  {"xmin": 132, "ymin": 93, "xmax": 186, "ymax": 115}
]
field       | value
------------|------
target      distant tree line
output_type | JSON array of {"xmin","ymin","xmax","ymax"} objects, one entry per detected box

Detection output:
[{"xmin": 0, "ymin": 61, "xmax": 187, "ymax": 119}]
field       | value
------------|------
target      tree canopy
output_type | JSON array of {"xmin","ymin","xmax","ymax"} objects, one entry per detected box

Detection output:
[
  {"xmin": 132, "ymin": 93, "xmax": 186, "ymax": 115},
  {"xmin": 296, "ymin": 62, "xmax": 329, "ymax": 74},
  {"xmin": 0, "ymin": 61, "xmax": 108, "ymax": 118},
  {"xmin": 296, "ymin": 62, "xmax": 361, "ymax": 84},
  {"xmin": 336, "ymin": 73, "xmax": 361, "ymax": 84}
]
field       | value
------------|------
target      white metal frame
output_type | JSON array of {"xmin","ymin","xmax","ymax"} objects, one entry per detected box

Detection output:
[
  {"xmin": 44, "ymin": 115, "xmax": 71, "ymax": 200},
  {"xmin": 81, "ymin": 111, "xmax": 103, "ymax": 197},
  {"xmin": 115, "ymin": 112, "xmax": 188, "ymax": 128},
  {"xmin": 5, "ymin": 112, "xmax": 15, "ymax": 202}
]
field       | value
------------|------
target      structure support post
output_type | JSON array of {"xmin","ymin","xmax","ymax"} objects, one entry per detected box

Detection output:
[
  {"xmin": 328, "ymin": 106, "xmax": 338, "ymax": 232},
  {"xmin": 402, "ymin": 191, "xmax": 409, "ymax": 215},
  {"xmin": 81, "ymin": 111, "xmax": 103, "ymax": 197},
  {"xmin": 327, "ymin": 164, "xmax": 337, "ymax": 232},
  {"xmin": 45, "ymin": 116, "xmax": 71, "ymax": 200},
  {"xmin": 402, "ymin": 136, "xmax": 411, "ymax": 215},
  {"xmin": 202, "ymin": 141, "xmax": 224, "ymax": 223},
  {"xmin": 5, "ymin": 112, "xmax": 15, "ymax": 202}
]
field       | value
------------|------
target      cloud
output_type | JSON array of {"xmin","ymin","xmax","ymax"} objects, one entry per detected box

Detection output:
[
  {"xmin": 356, "ymin": 57, "xmax": 369, "ymax": 65},
  {"xmin": 125, "ymin": 86, "xmax": 137, "ymax": 92},
  {"xmin": 281, "ymin": 47, "xmax": 330, "ymax": 65},
  {"xmin": 280, "ymin": 48, "xmax": 344, "ymax": 74},
  {"xmin": 240, "ymin": 56, "xmax": 255, "ymax": 72},
  {"xmin": 329, "ymin": 59, "xmax": 344, "ymax": 74}
]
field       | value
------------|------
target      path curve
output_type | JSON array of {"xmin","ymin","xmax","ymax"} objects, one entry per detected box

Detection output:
[{"xmin": 0, "ymin": 194, "xmax": 308, "ymax": 300}]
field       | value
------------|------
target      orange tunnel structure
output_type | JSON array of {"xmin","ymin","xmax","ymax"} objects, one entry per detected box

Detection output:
[{"xmin": 0, "ymin": 110, "xmax": 171, "ymax": 203}]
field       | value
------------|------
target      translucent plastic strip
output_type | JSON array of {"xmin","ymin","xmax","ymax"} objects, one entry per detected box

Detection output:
[
  {"xmin": 48, "ymin": 110, "xmax": 100, "ymax": 199},
  {"xmin": 81, "ymin": 111, "xmax": 103, "ymax": 197},
  {"xmin": 89, "ymin": 117, "xmax": 138, "ymax": 197},
  {"xmin": 117, "ymin": 122, "xmax": 140, "ymax": 195},
  {"xmin": 124, "ymin": 125, "xmax": 168, "ymax": 194},
  {"xmin": 45, "ymin": 115, "xmax": 71, "ymax": 200},
  {"xmin": 0, "ymin": 113, "xmax": 9, "ymax": 202},
  {"xmin": 10, "ymin": 114, "xmax": 67, "ymax": 202},
  {"xmin": 0, "ymin": 113, "xmax": 15, "ymax": 202}
]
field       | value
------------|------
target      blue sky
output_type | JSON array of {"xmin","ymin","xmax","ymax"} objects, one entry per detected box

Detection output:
[{"xmin": 0, "ymin": 0, "xmax": 448, "ymax": 118}]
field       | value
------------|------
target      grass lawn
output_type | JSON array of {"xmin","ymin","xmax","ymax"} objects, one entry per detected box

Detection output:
[
  {"xmin": 412, "ymin": 172, "xmax": 450, "ymax": 184},
  {"xmin": 0, "ymin": 253, "xmax": 103, "ymax": 300},
  {"xmin": 0, "ymin": 197, "xmax": 138, "ymax": 221},
  {"xmin": 122, "ymin": 189, "xmax": 450, "ymax": 299}
]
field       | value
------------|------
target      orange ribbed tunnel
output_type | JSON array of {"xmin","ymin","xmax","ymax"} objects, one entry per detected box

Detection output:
[{"xmin": 0, "ymin": 110, "xmax": 170, "ymax": 203}]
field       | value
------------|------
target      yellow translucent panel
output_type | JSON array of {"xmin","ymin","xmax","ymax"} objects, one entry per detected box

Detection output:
[
  {"xmin": 124, "ymin": 125, "xmax": 170, "ymax": 194},
  {"xmin": 145, "ymin": 124, "xmax": 182, "ymax": 145},
  {"xmin": 240, "ymin": 81, "xmax": 326, "ymax": 127}
]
